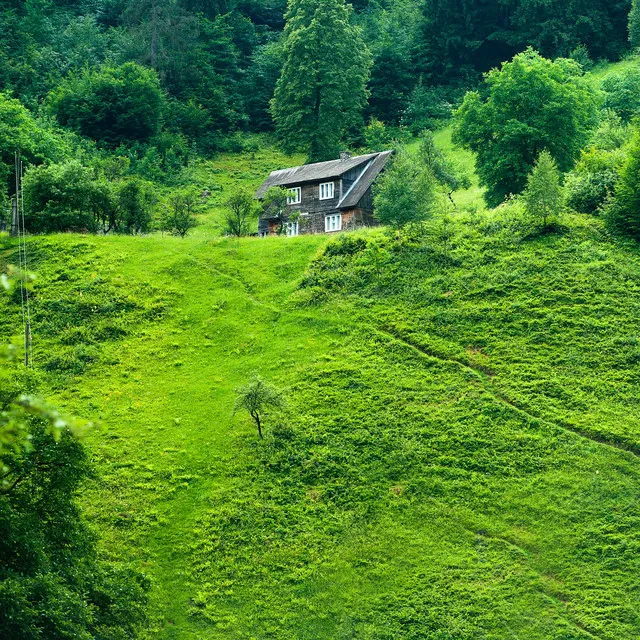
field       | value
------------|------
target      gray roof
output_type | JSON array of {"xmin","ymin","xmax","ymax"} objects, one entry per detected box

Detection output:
[
  {"xmin": 255, "ymin": 151, "xmax": 393, "ymax": 199},
  {"xmin": 338, "ymin": 150, "xmax": 393, "ymax": 209}
]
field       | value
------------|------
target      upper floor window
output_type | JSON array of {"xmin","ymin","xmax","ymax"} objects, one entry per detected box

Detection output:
[
  {"xmin": 287, "ymin": 187, "xmax": 301, "ymax": 205},
  {"xmin": 319, "ymin": 182, "xmax": 335, "ymax": 200}
]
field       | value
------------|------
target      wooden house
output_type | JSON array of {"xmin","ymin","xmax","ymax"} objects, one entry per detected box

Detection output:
[{"xmin": 255, "ymin": 150, "xmax": 393, "ymax": 236}]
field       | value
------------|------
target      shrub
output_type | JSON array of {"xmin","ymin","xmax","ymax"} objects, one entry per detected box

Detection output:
[
  {"xmin": 565, "ymin": 147, "xmax": 626, "ymax": 214},
  {"xmin": 23, "ymin": 161, "xmax": 96, "ymax": 232},
  {"xmin": 324, "ymin": 235, "xmax": 368, "ymax": 257}
]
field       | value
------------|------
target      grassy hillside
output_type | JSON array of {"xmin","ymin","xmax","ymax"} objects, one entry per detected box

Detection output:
[{"xmin": 2, "ymin": 194, "xmax": 640, "ymax": 638}]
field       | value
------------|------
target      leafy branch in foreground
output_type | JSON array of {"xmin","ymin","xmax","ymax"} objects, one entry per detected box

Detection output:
[{"xmin": 234, "ymin": 376, "xmax": 286, "ymax": 439}]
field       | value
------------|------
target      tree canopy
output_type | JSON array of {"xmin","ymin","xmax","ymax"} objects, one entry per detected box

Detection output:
[
  {"xmin": 453, "ymin": 49, "xmax": 599, "ymax": 207},
  {"xmin": 271, "ymin": 0, "xmax": 371, "ymax": 160}
]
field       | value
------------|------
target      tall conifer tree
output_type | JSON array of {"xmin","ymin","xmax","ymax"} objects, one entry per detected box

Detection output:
[{"xmin": 272, "ymin": 0, "xmax": 371, "ymax": 161}]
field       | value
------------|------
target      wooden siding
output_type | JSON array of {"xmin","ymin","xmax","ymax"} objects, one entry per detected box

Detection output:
[{"xmin": 259, "ymin": 177, "xmax": 378, "ymax": 236}]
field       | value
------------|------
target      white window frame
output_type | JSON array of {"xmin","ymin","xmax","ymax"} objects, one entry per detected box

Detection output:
[
  {"xmin": 287, "ymin": 187, "xmax": 301, "ymax": 205},
  {"xmin": 286, "ymin": 221, "xmax": 299, "ymax": 237},
  {"xmin": 325, "ymin": 213, "xmax": 342, "ymax": 232},
  {"xmin": 319, "ymin": 182, "xmax": 335, "ymax": 200}
]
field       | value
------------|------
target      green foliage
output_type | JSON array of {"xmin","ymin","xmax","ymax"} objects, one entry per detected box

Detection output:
[
  {"xmin": 373, "ymin": 150, "xmax": 435, "ymax": 229},
  {"xmin": 117, "ymin": 178, "xmax": 156, "ymax": 235},
  {"xmin": 401, "ymin": 82, "xmax": 454, "ymax": 134},
  {"xmin": 454, "ymin": 49, "xmax": 599, "ymax": 207},
  {"xmin": 272, "ymin": 0, "xmax": 372, "ymax": 161},
  {"xmin": 223, "ymin": 189, "xmax": 258, "ymax": 237},
  {"xmin": 565, "ymin": 146, "xmax": 627, "ymax": 214},
  {"xmin": 602, "ymin": 64, "xmax": 640, "ymax": 122},
  {"xmin": 23, "ymin": 161, "xmax": 98, "ymax": 233},
  {"xmin": 523, "ymin": 150, "xmax": 565, "ymax": 227},
  {"xmin": 606, "ymin": 129, "xmax": 640, "ymax": 237},
  {"xmin": 569, "ymin": 44, "xmax": 594, "ymax": 71},
  {"xmin": 234, "ymin": 375, "xmax": 285, "ymax": 438},
  {"xmin": 49, "ymin": 62, "xmax": 166, "ymax": 145},
  {"xmin": 419, "ymin": 131, "xmax": 471, "ymax": 198},
  {"xmin": 0, "ymin": 93, "xmax": 69, "ymax": 192},
  {"xmin": 630, "ymin": 0, "xmax": 640, "ymax": 49},
  {"xmin": 363, "ymin": 118, "xmax": 395, "ymax": 152},
  {"xmin": 260, "ymin": 185, "xmax": 289, "ymax": 231},
  {"xmin": 164, "ymin": 189, "xmax": 200, "ymax": 238}
]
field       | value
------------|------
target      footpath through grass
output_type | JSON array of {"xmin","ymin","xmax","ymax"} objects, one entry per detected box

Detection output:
[{"xmin": 2, "ymin": 205, "xmax": 640, "ymax": 638}]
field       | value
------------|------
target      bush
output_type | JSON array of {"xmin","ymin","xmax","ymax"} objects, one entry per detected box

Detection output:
[
  {"xmin": 324, "ymin": 235, "xmax": 368, "ymax": 257},
  {"xmin": 23, "ymin": 161, "xmax": 97, "ymax": 232},
  {"xmin": 49, "ymin": 62, "xmax": 166, "ymax": 145},
  {"xmin": 565, "ymin": 147, "xmax": 626, "ymax": 214}
]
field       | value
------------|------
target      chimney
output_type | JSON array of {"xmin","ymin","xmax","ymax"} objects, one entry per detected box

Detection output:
[{"xmin": 340, "ymin": 151, "xmax": 352, "ymax": 161}]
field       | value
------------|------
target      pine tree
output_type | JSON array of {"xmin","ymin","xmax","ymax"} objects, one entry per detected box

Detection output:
[
  {"xmin": 523, "ymin": 150, "xmax": 564, "ymax": 229},
  {"xmin": 271, "ymin": 0, "xmax": 372, "ymax": 161},
  {"xmin": 630, "ymin": 0, "xmax": 640, "ymax": 50}
]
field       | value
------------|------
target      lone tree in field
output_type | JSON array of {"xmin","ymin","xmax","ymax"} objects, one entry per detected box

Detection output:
[
  {"xmin": 453, "ymin": 48, "xmax": 598, "ymax": 207},
  {"xmin": 223, "ymin": 190, "xmax": 257, "ymax": 237},
  {"xmin": 167, "ymin": 189, "xmax": 199, "ymax": 238},
  {"xmin": 523, "ymin": 150, "xmax": 564, "ymax": 229},
  {"xmin": 272, "ymin": 0, "xmax": 371, "ymax": 161},
  {"xmin": 373, "ymin": 151, "xmax": 435, "ymax": 231},
  {"xmin": 630, "ymin": 0, "xmax": 640, "ymax": 50},
  {"xmin": 233, "ymin": 376, "xmax": 285, "ymax": 439}
]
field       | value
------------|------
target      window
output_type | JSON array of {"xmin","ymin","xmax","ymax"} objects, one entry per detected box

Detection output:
[
  {"xmin": 287, "ymin": 187, "xmax": 301, "ymax": 205},
  {"xmin": 325, "ymin": 214, "xmax": 342, "ymax": 232},
  {"xmin": 286, "ymin": 221, "xmax": 299, "ymax": 237},
  {"xmin": 319, "ymin": 182, "xmax": 335, "ymax": 200}
]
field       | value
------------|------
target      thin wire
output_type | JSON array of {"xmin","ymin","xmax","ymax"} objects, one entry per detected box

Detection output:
[
  {"xmin": 15, "ymin": 151, "xmax": 27, "ymax": 367},
  {"xmin": 19, "ymin": 158, "xmax": 32, "ymax": 367}
]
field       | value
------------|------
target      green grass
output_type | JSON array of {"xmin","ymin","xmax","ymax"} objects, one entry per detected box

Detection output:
[
  {"xmin": 2, "ymin": 199, "xmax": 640, "ymax": 638},
  {"xmin": 2, "ymin": 95, "xmax": 640, "ymax": 638}
]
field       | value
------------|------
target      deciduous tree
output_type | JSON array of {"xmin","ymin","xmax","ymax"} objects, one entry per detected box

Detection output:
[
  {"xmin": 224, "ymin": 189, "xmax": 257, "ymax": 237},
  {"xmin": 453, "ymin": 49, "xmax": 598, "ymax": 207},
  {"xmin": 233, "ymin": 375, "xmax": 285, "ymax": 439},
  {"xmin": 373, "ymin": 151, "xmax": 435, "ymax": 230}
]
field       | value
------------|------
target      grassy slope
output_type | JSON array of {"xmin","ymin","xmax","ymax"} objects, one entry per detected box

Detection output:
[
  {"xmin": 2, "ymin": 213, "xmax": 640, "ymax": 639},
  {"xmin": 2, "ymin": 70, "xmax": 640, "ymax": 637}
]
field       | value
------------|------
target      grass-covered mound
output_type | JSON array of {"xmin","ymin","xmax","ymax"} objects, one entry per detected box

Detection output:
[{"xmin": 1, "ymin": 207, "xmax": 640, "ymax": 639}]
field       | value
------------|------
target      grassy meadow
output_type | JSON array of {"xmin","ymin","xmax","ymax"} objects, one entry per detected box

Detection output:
[{"xmin": 2, "ymin": 96, "xmax": 640, "ymax": 637}]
